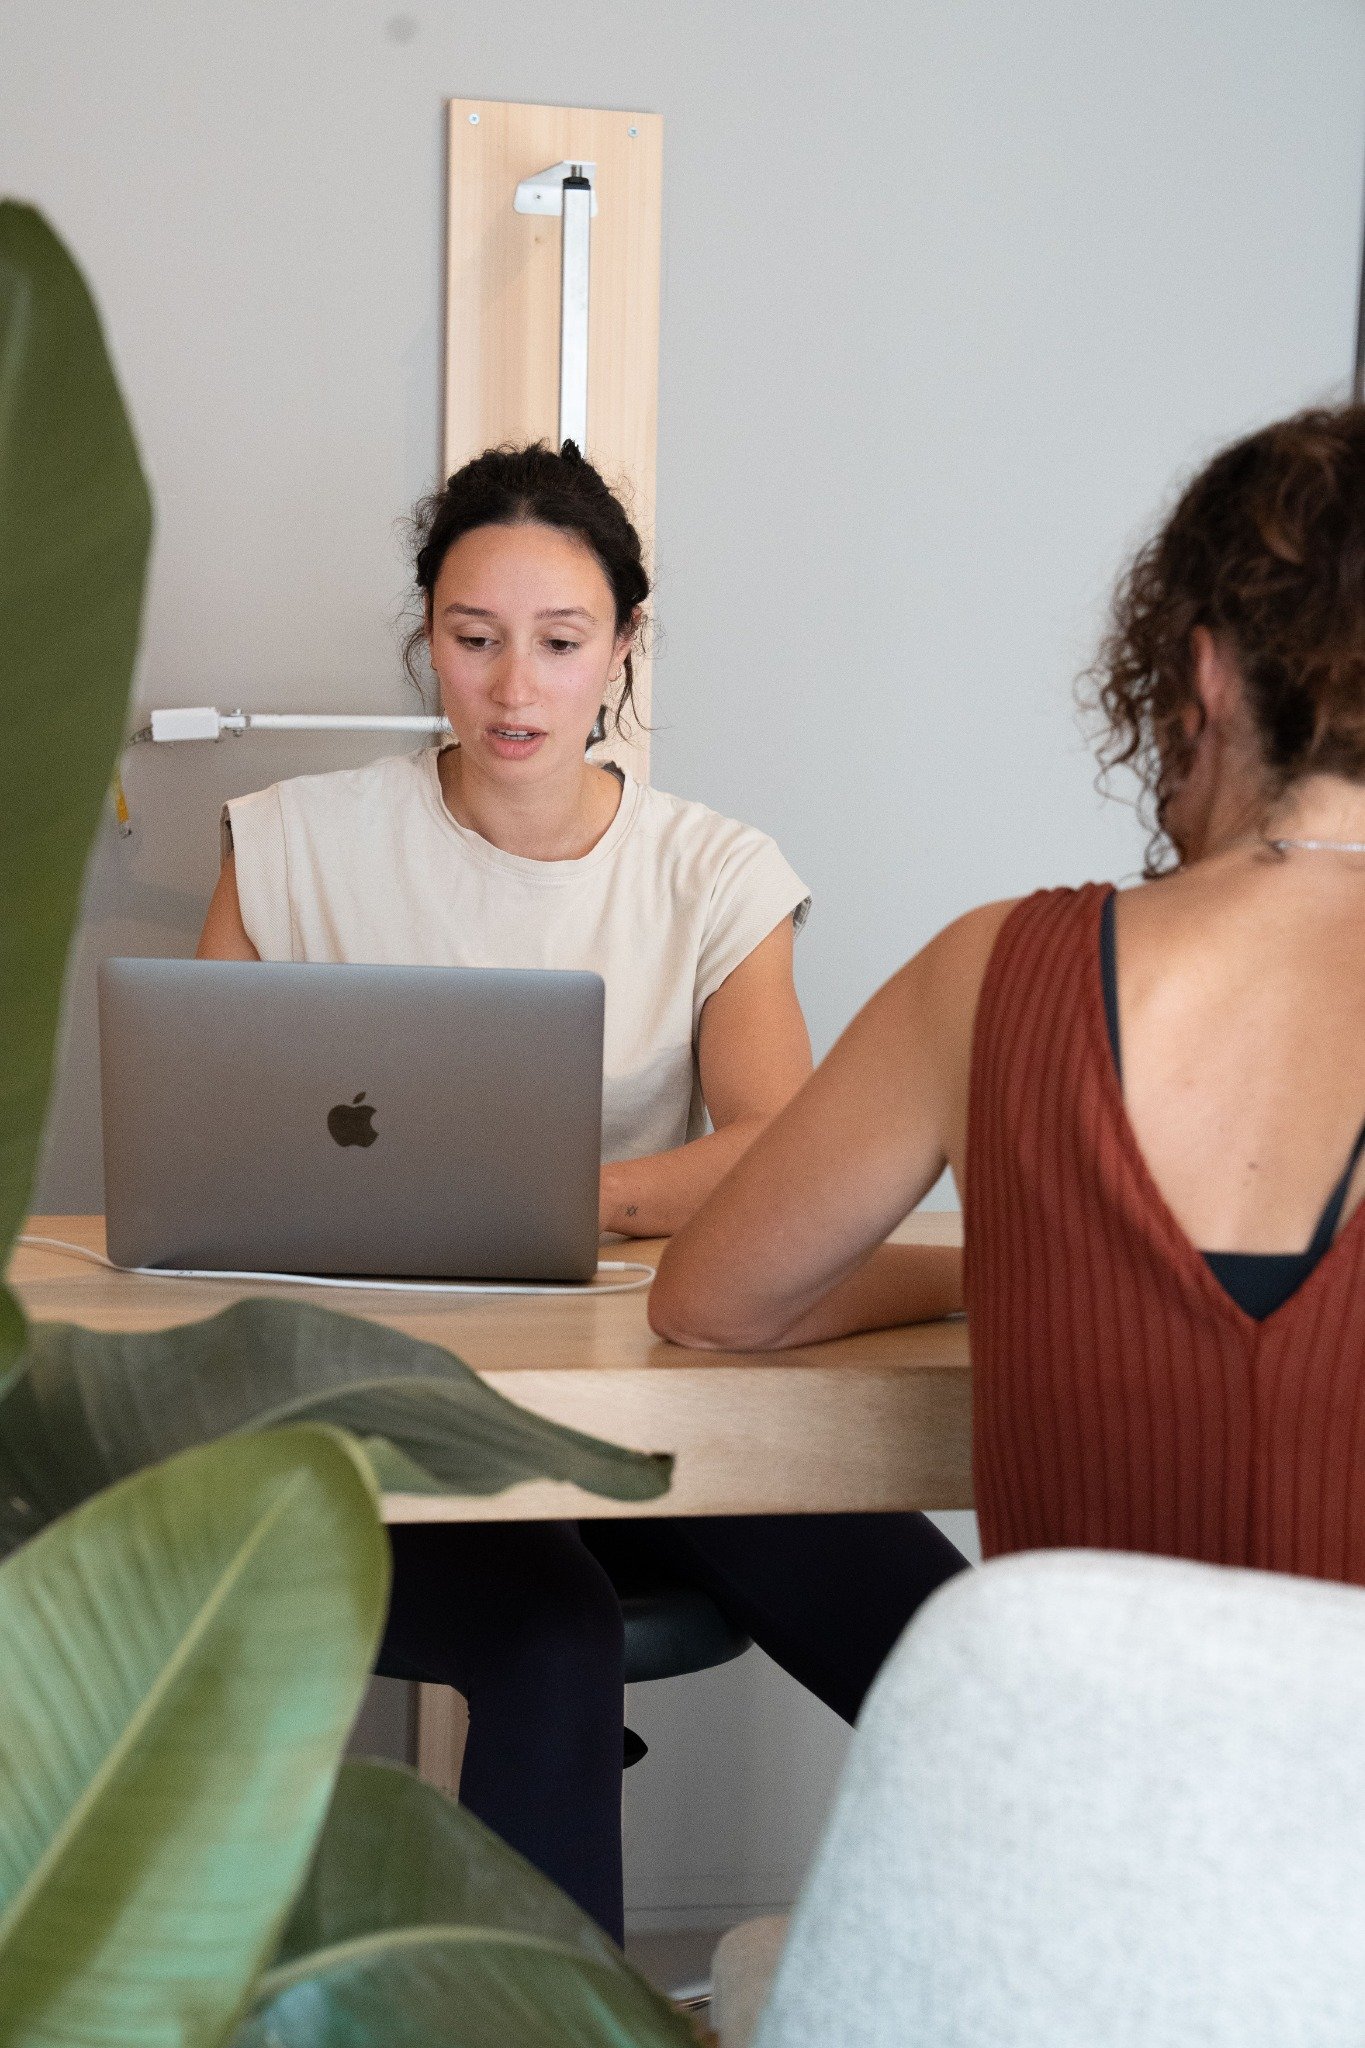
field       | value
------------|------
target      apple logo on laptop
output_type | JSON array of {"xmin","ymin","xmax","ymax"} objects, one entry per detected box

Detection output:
[{"xmin": 328, "ymin": 1091, "xmax": 377, "ymax": 1148}]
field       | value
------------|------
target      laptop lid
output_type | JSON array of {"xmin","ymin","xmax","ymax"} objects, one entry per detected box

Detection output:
[{"xmin": 98, "ymin": 958, "xmax": 604, "ymax": 1283}]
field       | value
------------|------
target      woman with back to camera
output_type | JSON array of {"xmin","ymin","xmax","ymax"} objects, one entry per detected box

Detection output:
[
  {"xmin": 654, "ymin": 404, "xmax": 1365, "ymax": 1590},
  {"xmin": 197, "ymin": 441, "xmax": 966, "ymax": 1942}
]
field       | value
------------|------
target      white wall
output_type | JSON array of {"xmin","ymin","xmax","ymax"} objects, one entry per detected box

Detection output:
[{"xmin": 6, "ymin": 0, "xmax": 1363, "ymax": 1929}]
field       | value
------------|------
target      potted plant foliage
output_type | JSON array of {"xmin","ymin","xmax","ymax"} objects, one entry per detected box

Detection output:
[{"xmin": 0, "ymin": 200, "xmax": 699, "ymax": 2048}]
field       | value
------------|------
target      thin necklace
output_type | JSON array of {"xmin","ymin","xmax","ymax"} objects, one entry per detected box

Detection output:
[{"xmin": 1267, "ymin": 836, "xmax": 1365, "ymax": 855}]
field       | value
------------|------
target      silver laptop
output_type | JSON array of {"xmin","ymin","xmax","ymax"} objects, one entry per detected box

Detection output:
[{"xmin": 98, "ymin": 958, "xmax": 604, "ymax": 1283}]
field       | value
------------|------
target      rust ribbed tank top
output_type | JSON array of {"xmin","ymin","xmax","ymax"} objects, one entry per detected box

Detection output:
[{"xmin": 965, "ymin": 883, "xmax": 1365, "ymax": 1582}]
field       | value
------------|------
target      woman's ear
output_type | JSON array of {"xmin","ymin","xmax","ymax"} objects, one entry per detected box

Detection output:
[
  {"xmin": 1166, "ymin": 626, "xmax": 1263, "ymax": 862},
  {"xmin": 615, "ymin": 607, "xmax": 642, "ymax": 670},
  {"xmin": 1190, "ymin": 625, "xmax": 1241, "ymax": 731}
]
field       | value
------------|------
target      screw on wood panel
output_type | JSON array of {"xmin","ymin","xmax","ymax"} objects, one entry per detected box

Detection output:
[
  {"xmin": 628, "ymin": 125, "xmax": 638, "ymax": 136},
  {"xmin": 469, "ymin": 112, "xmax": 480, "ymax": 124}
]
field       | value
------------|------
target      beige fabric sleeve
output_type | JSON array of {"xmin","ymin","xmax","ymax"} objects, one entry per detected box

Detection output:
[
  {"xmin": 221, "ymin": 785, "xmax": 296, "ymax": 961},
  {"xmin": 694, "ymin": 831, "xmax": 811, "ymax": 1027}
]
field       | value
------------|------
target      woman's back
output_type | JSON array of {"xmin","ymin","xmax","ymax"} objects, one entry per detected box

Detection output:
[
  {"xmin": 654, "ymin": 401, "xmax": 1365, "ymax": 1591},
  {"xmin": 1114, "ymin": 844, "xmax": 1365, "ymax": 1257},
  {"xmin": 966, "ymin": 873, "xmax": 1365, "ymax": 1579}
]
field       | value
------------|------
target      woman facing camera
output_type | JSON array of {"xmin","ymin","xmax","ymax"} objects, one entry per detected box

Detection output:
[
  {"xmin": 200, "ymin": 440, "xmax": 813, "ymax": 1237},
  {"xmin": 196, "ymin": 443, "xmax": 966, "ymax": 1946},
  {"xmin": 654, "ymin": 404, "xmax": 1365, "ymax": 1588}
]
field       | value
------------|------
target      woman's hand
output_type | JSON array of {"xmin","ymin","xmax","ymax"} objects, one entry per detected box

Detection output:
[
  {"xmin": 599, "ymin": 916, "xmax": 812, "ymax": 1238},
  {"xmin": 647, "ymin": 902, "xmax": 1013, "ymax": 1349}
]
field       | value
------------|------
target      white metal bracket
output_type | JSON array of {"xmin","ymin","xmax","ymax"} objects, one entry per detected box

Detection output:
[
  {"xmin": 513, "ymin": 161, "xmax": 596, "ymax": 451},
  {"xmin": 514, "ymin": 160, "xmax": 599, "ymax": 216},
  {"xmin": 138, "ymin": 708, "xmax": 449, "ymax": 743}
]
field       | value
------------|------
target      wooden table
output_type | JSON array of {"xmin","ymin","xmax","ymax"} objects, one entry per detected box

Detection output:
[
  {"xmin": 10, "ymin": 1214, "xmax": 972, "ymax": 1521},
  {"xmin": 10, "ymin": 1213, "xmax": 971, "ymax": 1785}
]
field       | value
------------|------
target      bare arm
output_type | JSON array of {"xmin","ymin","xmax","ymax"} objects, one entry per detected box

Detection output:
[
  {"xmin": 196, "ymin": 856, "xmax": 260, "ymax": 960},
  {"xmin": 647, "ymin": 901, "xmax": 1014, "ymax": 1348},
  {"xmin": 600, "ymin": 916, "xmax": 813, "ymax": 1238}
]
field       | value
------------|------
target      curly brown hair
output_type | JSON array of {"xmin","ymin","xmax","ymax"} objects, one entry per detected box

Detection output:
[{"xmin": 1083, "ymin": 404, "xmax": 1365, "ymax": 873}]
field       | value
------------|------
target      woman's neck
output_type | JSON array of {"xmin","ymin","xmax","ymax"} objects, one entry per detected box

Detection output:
[
  {"xmin": 436, "ymin": 746, "xmax": 623, "ymax": 861},
  {"xmin": 1186, "ymin": 767, "xmax": 1365, "ymax": 866},
  {"xmin": 1261, "ymin": 773, "xmax": 1365, "ymax": 849}
]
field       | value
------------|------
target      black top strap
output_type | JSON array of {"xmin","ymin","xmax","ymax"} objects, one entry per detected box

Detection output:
[
  {"xmin": 1305, "ymin": 1114, "xmax": 1365, "ymax": 1261},
  {"xmin": 1099, "ymin": 890, "xmax": 1121, "ymax": 1084}
]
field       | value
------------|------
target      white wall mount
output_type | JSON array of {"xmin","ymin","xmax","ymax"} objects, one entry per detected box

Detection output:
[
  {"xmin": 110, "ymin": 707, "xmax": 449, "ymax": 837},
  {"xmin": 133, "ymin": 708, "xmax": 449, "ymax": 744},
  {"xmin": 513, "ymin": 160, "xmax": 598, "ymax": 216},
  {"xmin": 514, "ymin": 161, "xmax": 596, "ymax": 452}
]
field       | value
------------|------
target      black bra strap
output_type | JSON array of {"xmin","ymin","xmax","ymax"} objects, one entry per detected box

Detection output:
[
  {"xmin": 1305, "ymin": 1114, "xmax": 1365, "ymax": 1261},
  {"xmin": 1099, "ymin": 889, "xmax": 1121, "ymax": 1084}
]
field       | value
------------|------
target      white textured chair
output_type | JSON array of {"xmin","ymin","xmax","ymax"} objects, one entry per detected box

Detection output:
[{"xmin": 713, "ymin": 1549, "xmax": 1365, "ymax": 2048}]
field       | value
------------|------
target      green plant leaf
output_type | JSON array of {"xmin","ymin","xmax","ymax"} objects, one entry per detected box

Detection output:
[
  {"xmin": 234, "ymin": 1761, "xmax": 699, "ymax": 2048},
  {"xmin": 238, "ymin": 1929, "xmax": 700, "ymax": 2048},
  {"xmin": 0, "ymin": 1424, "xmax": 389, "ymax": 2048},
  {"xmin": 0, "ymin": 1298, "xmax": 672, "ymax": 1556},
  {"xmin": 0, "ymin": 202, "xmax": 153, "ymax": 1364},
  {"xmin": 272, "ymin": 1761, "xmax": 622, "ymax": 1972}
]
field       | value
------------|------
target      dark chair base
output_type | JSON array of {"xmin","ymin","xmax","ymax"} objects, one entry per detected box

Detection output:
[
  {"xmin": 622, "ymin": 1583, "xmax": 753, "ymax": 1685},
  {"xmin": 624, "ymin": 1724, "xmax": 650, "ymax": 1767},
  {"xmin": 620, "ymin": 1579, "xmax": 753, "ymax": 1767}
]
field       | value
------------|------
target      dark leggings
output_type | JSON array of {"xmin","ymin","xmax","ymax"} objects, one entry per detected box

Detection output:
[{"xmin": 377, "ymin": 1511, "xmax": 969, "ymax": 1944}]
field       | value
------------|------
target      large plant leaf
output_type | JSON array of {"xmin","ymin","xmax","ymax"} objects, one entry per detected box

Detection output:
[
  {"xmin": 0, "ymin": 1424, "xmax": 389, "ymax": 2048},
  {"xmin": 238, "ymin": 1928, "xmax": 698, "ymax": 2048},
  {"xmin": 272, "ymin": 1761, "xmax": 622, "ymax": 1973},
  {"xmin": 0, "ymin": 1298, "xmax": 671, "ymax": 1556},
  {"xmin": 0, "ymin": 203, "xmax": 153, "ymax": 1363},
  {"xmin": 234, "ymin": 1761, "xmax": 698, "ymax": 2048}
]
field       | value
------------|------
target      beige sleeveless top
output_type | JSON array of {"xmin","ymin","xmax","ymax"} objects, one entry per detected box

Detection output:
[{"xmin": 224, "ymin": 749, "xmax": 809, "ymax": 1162}]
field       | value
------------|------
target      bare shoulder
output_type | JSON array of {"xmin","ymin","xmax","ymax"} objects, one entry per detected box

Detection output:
[
  {"xmin": 831, "ymin": 898, "xmax": 1024, "ymax": 1110},
  {"xmin": 889, "ymin": 896, "xmax": 1023, "ymax": 1018}
]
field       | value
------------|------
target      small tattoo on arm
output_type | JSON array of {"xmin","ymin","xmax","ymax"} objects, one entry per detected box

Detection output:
[{"xmin": 625, "ymin": 1205, "xmax": 638, "ymax": 1218}]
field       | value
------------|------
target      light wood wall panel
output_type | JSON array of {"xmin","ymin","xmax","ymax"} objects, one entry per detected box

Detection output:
[{"xmin": 444, "ymin": 99, "xmax": 663, "ymax": 779}]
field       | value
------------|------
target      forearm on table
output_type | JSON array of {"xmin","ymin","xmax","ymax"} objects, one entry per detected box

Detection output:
[
  {"xmin": 764, "ymin": 1241, "xmax": 963, "ymax": 1348},
  {"xmin": 652, "ymin": 1240, "xmax": 964, "ymax": 1351},
  {"xmin": 600, "ymin": 1118, "xmax": 770, "ymax": 1239}
]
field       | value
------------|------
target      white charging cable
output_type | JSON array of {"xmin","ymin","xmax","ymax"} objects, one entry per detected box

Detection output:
[{"xmin": 16, "ymin": 1235, "xmax": 655, "ymax": 1296}]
